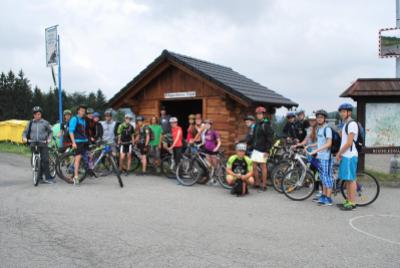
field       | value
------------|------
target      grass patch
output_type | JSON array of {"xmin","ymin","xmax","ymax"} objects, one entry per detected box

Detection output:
[
  {"xmin": 365, "ymin": 169, "xmax": 400, "ymax": 183},
  {"xmin": 0, "ymin": 142, "xmax": 31, "ymax": 157}
]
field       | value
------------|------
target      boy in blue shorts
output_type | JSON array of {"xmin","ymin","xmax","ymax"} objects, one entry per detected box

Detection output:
[{"xmin": 336, "ymin": 103, "xmax": 359, "ymax": 211}]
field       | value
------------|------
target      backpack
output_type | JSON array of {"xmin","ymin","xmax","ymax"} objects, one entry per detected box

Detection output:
[
  {"xmin": 345, "ymin": 120, "xmax": 365, "ymax": 153},
  {"xmin": 324, "ymin": 126, "xmax": 341, "ymax": 155},
  {"xmin": 230, "ymin": 179, "xmax": 248, "ymax": 197},
  {"xmin": 121, "ymin": 124, "xmax": 134, "ymax": 142},
  {"xmin": 143, "ymin": 126, "xmax": 155, "ymax": 142}
]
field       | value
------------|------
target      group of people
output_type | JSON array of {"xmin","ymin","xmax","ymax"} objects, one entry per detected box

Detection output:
[{"xmin": 22, "ymin": 102, "xmax": 360, "ymax": 211}]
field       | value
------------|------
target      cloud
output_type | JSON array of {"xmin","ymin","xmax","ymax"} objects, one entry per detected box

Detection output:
[{"xmin": 0, "ymin": 0, "xmax": 395, "ymax": 115}]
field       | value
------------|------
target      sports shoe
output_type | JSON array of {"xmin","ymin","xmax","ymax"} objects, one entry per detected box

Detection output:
[
  {"xmin": 315, "ymin": 191, "xmax": 322, "ymax": 198},
  {"xmin": 317, "ymin": 196, "xmax": 327, "ymax": 205},
  {"xmin": 73, "ymin": 177, "xmax": 80, "ymax": 185},
  {"xmin": 321, "ymin": 197, "xmax": 333, "ymax": 206},
  {"xmin": 340, "ymin": 200, "xmax": 357, "ymax": 211}
]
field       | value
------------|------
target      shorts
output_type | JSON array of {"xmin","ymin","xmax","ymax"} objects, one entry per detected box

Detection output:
[
  {"xmin": 251, "ymin": 150, "xmax": 268, "ymax": 163},
  {"xmin": 120, "ymin": 144, "xmax": 132, "ymax": 154},
  {"xmin": 138, "ymin": 143, "xmax": 149, "ymax": 155},
  {"xmin": 74, "ymin": 142, "xmax": 88, "ymax": 156},
  {"xmin": 149, "ymin": 146, "xmax": 160, "ymax": 159},
  {"xmin": 318, "ymin": 158, "xmax": 334, "ymax": 188},
  {"xmin": 205, "ymin": 150, "xmax": 218, "ymax": 156},
  {"xmin": 339, "ymin": 156, "xmax": 358, "ymax": 181}
]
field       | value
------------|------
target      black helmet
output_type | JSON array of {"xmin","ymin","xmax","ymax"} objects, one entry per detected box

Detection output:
[
  {"xmin": 315, "ymin": 109, "xmax": 328, "ymax": 118},
  {"xmin": 136, "ymin": 115, "xmax": 144, "ymax": 122},
  {"xmin": 244, "ymin": 115, "xmax": 255, "ymax": 121},
  {"xmin": 32, "ymin": 106, "xmax": 42, "ymax": 114}
]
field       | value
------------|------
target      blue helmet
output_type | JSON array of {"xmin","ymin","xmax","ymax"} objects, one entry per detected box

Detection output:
[
  {"xmin": 286, "ymin": 111, "xmax": 296, "ymax": 118},
  {"xmin": 93, "ymin": 112, "xmax": 101, "ymax": 118},
  {"xmin": 338, "ymin": 103, "xmax": 353, "ymax": 112}
]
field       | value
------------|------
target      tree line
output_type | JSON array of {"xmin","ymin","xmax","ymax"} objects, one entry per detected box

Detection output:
[{"xmin": 0, "ymin": 70, "xmax": 108, "ymax": 124}]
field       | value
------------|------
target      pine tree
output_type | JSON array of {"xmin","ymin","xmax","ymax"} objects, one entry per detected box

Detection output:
[{"xmin": 95, "ymin": 89, "xmax": 107, "ymax": 113}]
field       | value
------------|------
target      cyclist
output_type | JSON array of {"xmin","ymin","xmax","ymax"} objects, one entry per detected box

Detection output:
[
  {"xmin": 91, "ymin": 112, "xmax": 103, "ymax": 144},
  {"xmin": 251, "ymin": 106, "xmax": 274, "ymax": 192},
  {"xmin": 295, "ymin": 109, "xmax": 310, "ymax": 142},
  {"xmin": 85, "ymin": 108, "xmax": 96, "ymax": 143},
  {"xmin": 117, "ymin": 114, "xmax": 135, "ymax": 176},
  {"xmin": 168, "ymin": 117, "xmax": 183, "ymax": 165},
  {"xmin": 226, "ymin": 143, "xmax": 255, "ymax": 191},
  {"xmin": 22, "ymin": 106, "xmax": 54, "ymax": 184},
  {"xmin": 69, "ymin": 104, "xmax": 89, "ymax": 185},
  {"xmin": 135, "ymin": 116, "xmax": 150, "ymax": 175},
  {"xmin": 336, "ymin": 103, "xmax": 358, "ymax": 211},
  {"xmin": 101, "ymin": 109, "xmax": 118, "ymax": 154},
  {"xmin": 309, "ymin": 109, "xmax": 333, "ymax": 206},
  {"xmin": 186, "ymin": 114, "xmax": 197, "ymax": 143},
  {"xmin": 283, "ymin": 111, "xmax": 299, "ymax": 143},
  {"xmin": 160, "ymin": 106, "xmax": 171, "ymax": 135},
  {"xmin": 203, "ymin": 119, "xmax": 221, "ymax": 175},
  {"xmin": 60, "ymin": 109, "xmax": 72, "ymax": 149},
  {"xmin": 149, "ymin": 116, "xmax": 163, "ymax": 171},
  {"xmin": 192, "ymin": 113, "xmax": 205, "ymax": 147},
  {"xmin": 237, "ymin": 115, "xmax": 255, "ymax": 155}
]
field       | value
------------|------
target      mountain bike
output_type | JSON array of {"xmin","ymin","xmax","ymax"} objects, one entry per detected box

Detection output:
[{"xmin": 29, "ymin": 141, "xmax": 48, "ymax": 186}]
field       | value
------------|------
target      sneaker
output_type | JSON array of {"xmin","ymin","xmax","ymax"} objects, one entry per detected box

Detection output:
[
  {"xmin": 312, "ymin": 196, "xmax": 320, "ymax": 203},
  {"xmin": 321, "ymin": 197, "xmax": 333, "ymax": 206},
  {"xmin": 317, "ymin": 196, "xmax": 327, "ymax": 205},
  {"xmin": 315, "ymin": 191, "xmax": 322, "ymax": 198},
  {"xmin": 125, "ymin": 171, "xmax": 129, "ymax": 176},
  {"xmin": 46, "ymin": 179, "xmax": 56, "ymax": 184},
  {"xmin": 258, "ymin": 186, "xmax": 267, "ymax": 192},
  {"xmin": 340, "ymin": 201, "xmax": 357, "ymax": 211},
  {"xmin": 73, "ymin": 177, "xmax": 80, "ymax": 185}
]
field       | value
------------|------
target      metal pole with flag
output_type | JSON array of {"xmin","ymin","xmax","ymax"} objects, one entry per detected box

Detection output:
[{"xmin": 45, "ymin": 25, "xmax": 63, "ymax": 146}]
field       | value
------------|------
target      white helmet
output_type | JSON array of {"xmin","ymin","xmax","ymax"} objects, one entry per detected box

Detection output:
[
  {"xmin": 124, "ymin": 113, "xmax": 133, "ymax": 119},
  {"xmin": 308, "ymin": 114, "xmax": 316, "ymax": 120},
  {"xmin": 235, "ymin": 143, "xmax": 247, "ymax": 152},
  {"xmin": 169, "ymin": 117, "xmax": 178, "ymax": 123}
]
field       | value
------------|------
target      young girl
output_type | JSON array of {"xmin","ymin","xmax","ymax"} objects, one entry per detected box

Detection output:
[{"xmin": 203, "ymin": 119, "xmax": 221, "ymax": 173}]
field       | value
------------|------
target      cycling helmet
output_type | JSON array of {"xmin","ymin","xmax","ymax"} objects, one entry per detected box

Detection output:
[
  {"xmin": 124, "ymin": 113, "xmax": 133, "ymax": 119},
  {"xmin": 32, "ymin": 106, "xmax": 42, "ymax": 114},
  {"xmin": 286, "ymin": 111, "xmax": 296, "ymax": 118},
  {"xmin": 93, "ymin": 112, "xmax": 100, "ymax": 118},
  {"xmin": 86, "ymin": 108, "xmax": 94, "ymax": 114},
  {"xmin": 338, "ymin": 103, "xmax": 353, "ymax": 112},
  {"xmin": 296, "ymin": 109, "xmax": 305, "ymax": 115},
  {"xmin": 169, "ymin": 117, "xmax": 178, "ymax": 123},
  {"xmin": 244, "ymin": 115, "xmax": 255, "ymax": 121},
  {"xmin": 308, "ymin": 114, "xmax": 316, "ymax": 120},
  {"xmin": 188, "ymin": 114, "xmax": 196, "ymax": 120},
  {"xmin": 235, "ymin": 143, "xmax": 247, "ymax": 152},
  {"xmin": 136, "ymin": 115, "xmax": 144, "ymax": 121},
  {"xmin": 255, "ymin": 106, "xmax": 267, "ymax": 113},
  {"xmin": 315, "ymin": 109, "xmax": 328, "ymax": 118},
  {"xmin": 63, "ymin": 109, "xmax": 72, "ymax": 115}
]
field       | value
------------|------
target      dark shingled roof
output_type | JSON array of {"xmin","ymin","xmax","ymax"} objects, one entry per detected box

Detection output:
[
  {"xmin": 109, "ymin": 50, "xmax": 297, "ymax": 107},
  {"xmin": 341, "ymin": 78, "xmax": 400, "ymax": 98}
]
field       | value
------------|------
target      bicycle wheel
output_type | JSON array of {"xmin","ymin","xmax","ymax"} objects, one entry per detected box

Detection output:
[
  {"xmin": 281, "ymin": 169, "xmax": 315, "ymax": 201},
  {"xmin": 109, "ymin": 155, "xmax": 123, "ymax": 188},
  {"xmin": 57, "ymin": 152, "xmax": 86, "ymax": 183},
  {"xmin": 161, "ymin": 156, "xmax": 176, "ymax": 179},
  {"xmin": 92, "ymin": 152, "xmax": 114, "ymax": 177},
  {"xmin": 129, "ymin": 153, "xmax": 141, "ymax": 172},
  {"xmin": 270, "ymin": 160, "xmax": 292, "ymax": 193},
  {"xmin": 216, "ymin": 165, "xmax": 232, "ymax": 189},
  {"xmin": 49, "ymin": 153, "xmax": 57, "ymax": 179},
  {"xmin": 176, "ymin": 158, "xmax": 200, "ymax": 186},
  {"xmin": 33, "ymin": 156, "xmax": 40, "ymax": 187},
  {"xmin": 340, "ymin": 172, "xmax": 380, "ymax": 206}
]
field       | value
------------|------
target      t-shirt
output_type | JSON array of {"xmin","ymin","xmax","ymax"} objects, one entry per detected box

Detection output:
[
  {"xmin": 171, "ymin": 126, "xmax": 183, "ymax": 148},
  {"xmin": 138, "ymin": 126, "xmax": 150, "ymax": 145},
  {"xmin": 149, "ymin": 124, "xmax": 162, "ymax": 147},
  {"xmin": 117, "ymin": 122, "xmax": 135, "ymax": 143},
  {"xmin": 101, "ymin": 120, "xmax": 116, "ymax": 144},
  {"xmin": 160, "ymin": 115, "xmax": 171, "ymax": 134},
  {"xmin": 317, "ymin": 125, "xmax": 332, "ymax": 160},
  {"xmin": 69, "ymin": 116, "xmax": 88, "ymax": 143},
  {"xmin": 204, "ymin": 130, "xmax": 219, "ymax": 152},
  {"xmin": 341, "ymin": 121, "xmax": 358, "ymax": 158},
  {"xmin": 227, "ymin": 155, "xmax": 253, "ymax": 175}
]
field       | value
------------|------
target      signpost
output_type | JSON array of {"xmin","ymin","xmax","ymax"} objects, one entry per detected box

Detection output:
[
  {"xmin": 164, "ymin": 91, "xmax": 196, "ymax": 99},
  {"xmin": 45, "ymin": 25, "xmax": 63, "ymax": 145}
]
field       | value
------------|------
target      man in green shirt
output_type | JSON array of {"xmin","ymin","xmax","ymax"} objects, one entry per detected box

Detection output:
[
  {"xmin": 149, "ymin": 116, "xmax": 163, "ymax": 170},
  {"xmin": 117, "ymin": 114, "xmax": 135, "ymax": 175},
  {"xmin": 226, "ymin": 143, "xmax": 255, "ymax": 193}
]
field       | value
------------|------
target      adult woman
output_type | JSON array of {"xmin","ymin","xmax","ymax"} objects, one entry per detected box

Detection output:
[
  {"xmin": 203, "ymin": 119, "xmax": 221, "ymax": 173},
  {"xmin": 168, "ymin": 117, "xmax": 183, "ymax": 164}
]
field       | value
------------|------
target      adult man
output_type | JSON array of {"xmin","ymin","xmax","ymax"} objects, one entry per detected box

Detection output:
[
  {"xmin": 85, "ymin": 108, "xmax": 97, "ymax": 144},
  {"xmin": 60, "ymin": 109, "xmax": 72, "ymax": 148},
  {"xmin": 149, "ymin": 116, "xmax": 163, "ymax": 170},
  {"xmin": 101, "ymin": 109, "xmax": 117, "ymax": 153},
  {"xmin": 295, "ymin": 109, "xmax": 310, "ymax": 142},
  {"xmin": 251, "ymin": 106, "xmax": 274, "ymax": 192},
  {"xmin": 69, "ymin": 104, "xmax": 88, "ymax": 185},
  {"xmin": 135, "ymin": 116, "xmax": 151, "ymax": 174},
  {"xmin": 91, "ymin": 112, "xmax": 103, "ymax": 144},
  {"xmin": 117, "ymin": 114, "xmax": 135, "ymax": 176},
  {"xmin": 336, "ymin": 103, "xmax": 359, "ymax": 211},
  {"xmin": 226, "ymin": 143, "xmax": 255, "ymax": 192},
  {"xmin": 159, "ymin": 106, "xmax": 171, "ymax": 135},
  {"xmin": 283, "ymin": 112, "xmax": 298, "ymax": 142},
  {"xmin": 238, "ymin": 115, "xmax": 256, "ymax": 155},
  {"xmin": 310, "ymin": 109, "xmax": 333, "ymax": 206},
  {"xmin": 22, "ymin": 106, "xmax": 54, "ymax": 183}
]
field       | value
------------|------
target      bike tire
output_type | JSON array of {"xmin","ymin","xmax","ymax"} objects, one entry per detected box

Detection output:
[
  {"xmin": 270, "ymin": 160, "xmax": 291, "ymax": 193},
  {"xmin": 176, "ymin": 158, "xmax": 200, "ymax": 186},
  {"xmin": 109, "ymin": 155, "xmax": 124, "ymax": 188},
  {"xmin": 130, "ymin": 153, "xmax": 141, "ymax": 172},
  {"xmin": 57, "ymin": 151, "xmax": 87, "ymax": 183},
  {"xmin": 281, "ymin": 169, "xmax": 315, "ymax": 201},
  {"xmin": 340, "ymin": 172, "xmax": 380, "ymax": 207},
  {"xmin": 216, "ymin": 166, "xmax": 232, "ymax": 189},
  {"xmin": 33, "ymin": 156, "xmax": 40, "ymax": 187},
  {"xmin": 161, "ymin": 156, "xmax": 176, "ymax": 179}
]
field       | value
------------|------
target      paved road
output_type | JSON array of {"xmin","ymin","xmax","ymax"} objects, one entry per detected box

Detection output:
[{"xmin": 0, "ymin": 153, "xmax": 399, "ymax": 268}]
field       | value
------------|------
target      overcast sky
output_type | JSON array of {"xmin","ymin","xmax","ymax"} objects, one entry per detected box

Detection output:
[{"xmin": 0, "ymin": 0, "xmax": 395, "ymax": 115}]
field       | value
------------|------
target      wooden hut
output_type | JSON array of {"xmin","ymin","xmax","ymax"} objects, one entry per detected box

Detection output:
[{"xmin": 109, "ymin": 50, "xmax": 297, "ymax": 153}]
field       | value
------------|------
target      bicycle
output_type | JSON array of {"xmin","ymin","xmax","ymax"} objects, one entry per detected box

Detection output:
[
  {"xmin": 29, "ymin": 141, "xmax": 48, "ymax": 186},
  {"xmin": 281, "ymin": 160, "xmax": 380, "ymax": 206}
]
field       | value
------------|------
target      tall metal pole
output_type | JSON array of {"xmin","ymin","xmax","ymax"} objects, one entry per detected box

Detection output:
[
  {"xmin": 396, "ymin": 0, "xmax": 400, "ymax": 77},
  {"xmin": 57, "ymin": 34, "xmax": 63, "ymax": 146}
]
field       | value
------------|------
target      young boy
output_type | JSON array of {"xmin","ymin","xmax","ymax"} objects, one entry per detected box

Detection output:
[{"xmin": 226, "ymin": 143, "xmax": 255, "ymax": 195}]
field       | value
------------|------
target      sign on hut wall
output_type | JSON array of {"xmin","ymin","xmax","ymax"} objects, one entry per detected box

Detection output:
[{"xmin": 164, "ymin": 91, "xmax": 196, "ymax": 99}]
